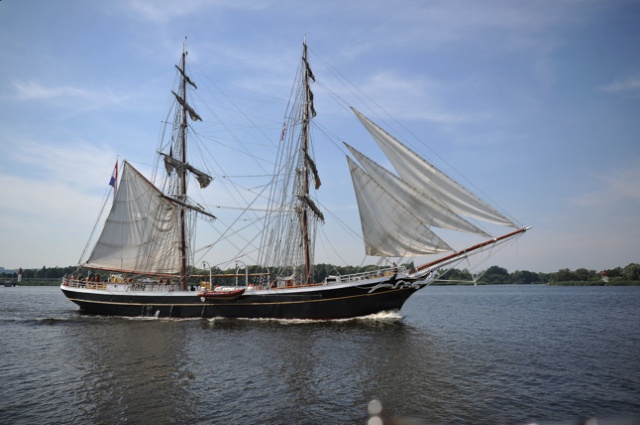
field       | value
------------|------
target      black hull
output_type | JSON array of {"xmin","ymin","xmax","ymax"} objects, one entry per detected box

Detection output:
[{"xmin": 60, "ymin": 281, "xmax": 424, "ymax": 320}]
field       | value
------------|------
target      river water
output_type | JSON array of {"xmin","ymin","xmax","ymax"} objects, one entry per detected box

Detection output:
[{"xmin": 1, "ymin": 285, "xmax": 639, "ymax": 425}]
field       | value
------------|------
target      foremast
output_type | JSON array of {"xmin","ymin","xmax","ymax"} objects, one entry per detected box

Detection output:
[
  {"xmin": 164, "ymin": 40, "xmax": 214, "ymax": 290},
  {"xmin": 79, "ymin": 41, "xmax": 214, "ymax": 284}
]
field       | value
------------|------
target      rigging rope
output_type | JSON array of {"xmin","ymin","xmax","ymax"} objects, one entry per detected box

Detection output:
[{"xmin": 79, "ymin": 185, "xmax": 114, "ymax": 265}]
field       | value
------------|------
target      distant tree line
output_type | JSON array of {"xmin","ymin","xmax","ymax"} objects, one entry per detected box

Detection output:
[
  {"xmin": 1, "ymin": 266, "xmax": 77, "ymax": 280},
  {"xmin": 2, "ymin": 263, "xmax": 639, "ymax": 286},
  {"xmin": 443, "ymin": 263, "xmax": 640, "ymax": 285}
]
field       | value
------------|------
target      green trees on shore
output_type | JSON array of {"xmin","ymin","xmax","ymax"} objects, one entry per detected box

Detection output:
[
  {"xmin": 2, "ymin": 263, "xmax": 639, "ymax": 285},
  {"xmin": 443, "ymin": 264, "xmax": 640, "ymax": 285}
]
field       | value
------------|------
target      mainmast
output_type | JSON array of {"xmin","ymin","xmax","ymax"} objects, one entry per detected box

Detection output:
[
  {"xmin": 301, "ymin": 37, "xmax": 312, "ymax": 285},
  {"xmin": 178, "ymin": 43, "xmax": 189, "ymax": 290}
]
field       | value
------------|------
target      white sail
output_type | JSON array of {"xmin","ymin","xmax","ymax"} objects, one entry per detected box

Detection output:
[
  {"xmin": 347, "ymin": 157, "xmax": 452, "ymax": 256},
  {"xmin": 345, "ymin": 143, "xmax": 491, "ymax": 238},
  {"xmin": 85, "ymin": 162, "xmax": 182, "ymax": 274},
  {"xmin": 352, "ymin": 108, "xmax": 516, "ymax": 227}
]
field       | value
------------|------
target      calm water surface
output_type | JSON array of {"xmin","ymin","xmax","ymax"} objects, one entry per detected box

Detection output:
[{"xmin": 1, "ymin": 285, "xmax": 639, "ymax": 424}]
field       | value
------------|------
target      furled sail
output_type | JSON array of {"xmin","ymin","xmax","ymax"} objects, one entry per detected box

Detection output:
[
  {"xmin": 172, "ymin": 90, "xmax": 202, "ymax": 122},
  {"xmin": 174, "ymin": 65, "xmax": 197, "ymax": 89},
  {"xmin": 347, "ymin": 157, "xmax": 452, "ymax": 256},
  {"xmin": 160, "ymin": 152, "xmax": 213, "ymax": 189},
  {"xmin": 305, "ymin": 151, "xmax": 321, "ymax": 190},
  {"xmin": 352, "ymin": 108, "xmax": 516, "ymax": 227},
  {"xmin": 345, "ymin": 143, "xmax": 491, "ymax": 238},
  {"xmin": 299, "ymin": 194, "xmax": 324, "ymax": 222},
  {"xmin": 85, "ymin": 161, "xmax": 182, "ymax": 274}
]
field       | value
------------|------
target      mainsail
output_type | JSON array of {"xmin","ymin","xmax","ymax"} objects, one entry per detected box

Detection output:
[
  {"xmin": 351, "ymin": 108, "xmax": 517, "ymax": 227},
  {"xmin": 86, "ymin": 162, "xmax": 182, "ymax": 274}
]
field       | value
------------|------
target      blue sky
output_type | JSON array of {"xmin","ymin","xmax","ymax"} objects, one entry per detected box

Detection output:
[{"xmin": 1, "ymin": 0, "xmax": 639, "ymax": 273}]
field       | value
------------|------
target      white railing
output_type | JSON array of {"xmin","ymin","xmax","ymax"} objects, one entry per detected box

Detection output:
[
  {"xmin": 62, "ymin": 277, "xmax": 183, "ymax": 292},
  {"xmin": 323, "ymin": 266, "xmax": 405, "ymax": 285},
  {"xmin": 61, "ymin": 265, "xmax": 407, "ymax": 292},
  {"xmin": 62, "ymin": 277, "xmax": 106, "ymax": 289}
]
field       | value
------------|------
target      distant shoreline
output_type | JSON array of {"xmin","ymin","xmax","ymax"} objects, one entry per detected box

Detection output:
[{"xmin": 546, "ymin": 281, "xmax": 638, "ymax": 286}]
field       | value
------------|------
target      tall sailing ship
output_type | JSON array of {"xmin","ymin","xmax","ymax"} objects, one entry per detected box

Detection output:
[{"xmin": 61, "ymin": 39, "xmax": 529, "ymax": 319}]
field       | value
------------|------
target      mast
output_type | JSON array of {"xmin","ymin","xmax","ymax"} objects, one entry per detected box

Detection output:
[
  {"xmin": 179, "ymin": 42, "xmax": 189, "ymax": 290},
  {"xmin": 158, "ymin": 39, "xmax": 210, "ymax": 289},
  {"xmin": 301, "ymin": 36, "xmax": 312, "ymax": 285}
]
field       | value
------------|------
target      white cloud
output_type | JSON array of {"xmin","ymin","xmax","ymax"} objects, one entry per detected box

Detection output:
[
  {"xmin": 598, "ymin": 74, "xmax": 640, "ymax": 95},
  {"xmin": 4, "ymin": 138, "xmax": 117, "ymax": 192},
  {"xmin": 570, "ymin": 162, "xmax": 640, "ymax": 207},
  {"xmin": 13, "ymin": 82, "xmax": 92, "ymax": 100},
  {"xmin": 0, "ymin": 175, "xmax": 103, "ymax": 226},
  {"xmin": 355, "ymin": 0, "xmax": 579, "ymax": 50},
  {"xmin": 329, "ymin": 71, "xmax": 473, "ymax": 124},
  {"xmin": 0, "ymin": 139, "xmax": 118, "ymax": 268},
  {"xmin": 0, "ymin": 171, "xmax": 110, "ymax": 269},
  {"xmin": 117, "ymin": 0, "xmax": 267, "ymax": 24},
  {"xmin": 12, "ymin": 81, "xmax": 129, "ymax": 105},
  {"xmin": 601, "ymin": 167, "xmax": 640, "ymax": 200}
]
